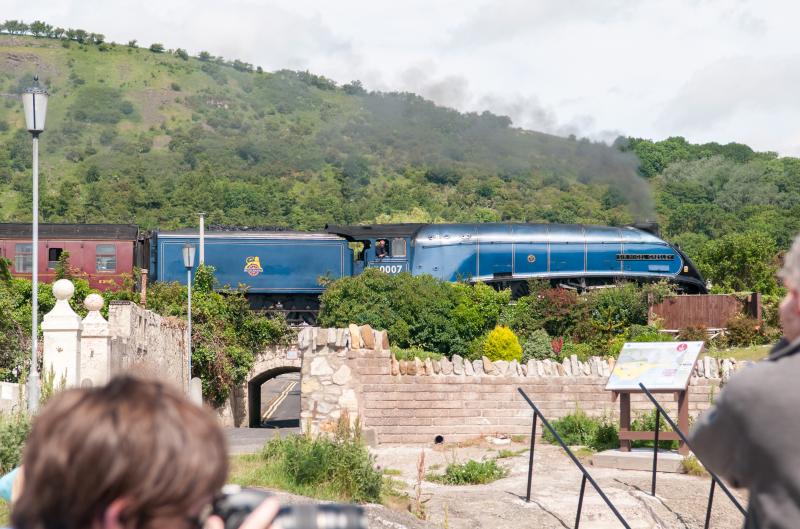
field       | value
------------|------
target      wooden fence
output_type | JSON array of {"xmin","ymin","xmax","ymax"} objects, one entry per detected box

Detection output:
[{"xmin": 648, "ymin": 293, "xmax": 761, "ymax": 331}]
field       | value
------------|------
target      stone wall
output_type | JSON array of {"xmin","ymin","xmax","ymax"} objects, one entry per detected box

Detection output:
[
  {"xmin": 292, "ymin": 326, "xmax": 742, "ymax": 445},
  {"xmin": 0, "ymin": 381, "xmax": 22, "ymax": 414},
  {"xmin": 108, "ymin": 301, "xmax": 189, "ymax": 392}
]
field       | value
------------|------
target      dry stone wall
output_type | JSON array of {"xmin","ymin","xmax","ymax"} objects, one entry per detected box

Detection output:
[
  {"xmin": 293, "ymin": 327, "xmax": 747, "ymax": 445},
  {"xmin": 108, "ymin": 301, "xmax": 189, "ymax": 392}
]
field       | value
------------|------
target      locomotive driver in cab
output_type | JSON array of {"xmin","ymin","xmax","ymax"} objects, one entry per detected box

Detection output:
[
  {"xmin": 690, "ymin": 232, "xmax": 800, "ymax": 528},
  {"xmin": 375, "ymin": 239, "xmax": 389, "ymax": 259}
]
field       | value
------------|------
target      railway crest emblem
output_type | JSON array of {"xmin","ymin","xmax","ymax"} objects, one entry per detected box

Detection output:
[
  {"xmin": 527, "ymin": 254, "xmax": 536, "ymax": 263},
  {"xmin": 244, "ymin": 256, "xmax": 263, "ymax": 277}
]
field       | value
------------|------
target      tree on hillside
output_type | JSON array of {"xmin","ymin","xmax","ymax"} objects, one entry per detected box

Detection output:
[
  {"xmin": 174, "ymin": 48, "xmax": 189, "ymax": 60},
  {"xmin": 149, "ymin": 43, "xmax": 165, "ymax": 53},
  {"xmin": 53, "ymin": 27, "xmax": 65, "ymax": 39},
  {"xmin": 91, "ymin": 33, "xmax": 105, "ymax": 44},
  {"xmin": 198, "ymin": 51, "xmax": 211, "ymax": 61},
  {"xmin": 699, "ymin": 231, "xmax": 779, "ymax": 294},
  {"xmin": 127, "ymin": 39, "xmax": 137, "ymax": 47},
  {"xmin": 73, "ymin": 29, "xmax": 88, "ymax": 43},
  {"xmin": 28, "ymin": 20, "xmax": 51, "ymax": 37}
]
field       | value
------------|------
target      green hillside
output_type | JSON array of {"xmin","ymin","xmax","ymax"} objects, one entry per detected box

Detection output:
[
  {"xmin": 1, "ymin": 29, "xmax": 799, "ymax": 295},
  {"xmin": 0, "ymin": 33, "xmax": 648, "ymax": 230}
]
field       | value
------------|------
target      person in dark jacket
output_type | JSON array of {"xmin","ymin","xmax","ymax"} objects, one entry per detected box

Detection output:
[
  {"xmin": 690, "ymin": 234, "xmax": 800, "ymax": 529},
  {"xmin": 375, "ymin": 239, "xmax": 389, "ymax": 259}
]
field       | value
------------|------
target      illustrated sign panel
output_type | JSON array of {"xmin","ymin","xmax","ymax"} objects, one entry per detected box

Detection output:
[{"xmin": 605, "ymin": 341, "xmax": 704, "ymax": 391}]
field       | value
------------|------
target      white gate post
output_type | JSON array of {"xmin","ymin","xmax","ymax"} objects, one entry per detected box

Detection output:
[
  {"xmin": 80, "ymin": 293, "xmax": 110, "ymax": 387},
  {"xmin": 42, "ymin": 280, "xmax": 82, "ymax": 388}
]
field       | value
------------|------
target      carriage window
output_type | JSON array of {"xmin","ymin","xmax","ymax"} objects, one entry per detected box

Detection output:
[
  {"xmin": 391, "ymin": 238, "xmax": 407, "ymax": 257},
  {"xmin": 15, "ymin": 243, "xmax": 32, "ymax": 273},
  {"xmin": 96, "ymin": 244, "xmax": 117, "ymax": 272},
  {"xmin": 47, "ymin": 248, "xmax": 63, "ymax": 269}
]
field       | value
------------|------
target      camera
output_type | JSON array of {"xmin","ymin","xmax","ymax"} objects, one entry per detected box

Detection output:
[{"xmin": 212, "ymin": 485, "xmax": 367, "ymax": 529}]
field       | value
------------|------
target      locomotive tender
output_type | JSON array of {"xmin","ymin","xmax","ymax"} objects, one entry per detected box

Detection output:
[{"xmin": 1, "ymin": 222, "xmax": 706, "ymax": 322}]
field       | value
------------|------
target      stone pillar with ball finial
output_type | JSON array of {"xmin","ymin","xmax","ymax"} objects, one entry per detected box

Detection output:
[
  {"xmin": 79, "ymin": 293, "xmax": 110, "ymax": 387},
  {"xmin": 42, "ymin": 279, "xmax": 83, "ymax": 388}
]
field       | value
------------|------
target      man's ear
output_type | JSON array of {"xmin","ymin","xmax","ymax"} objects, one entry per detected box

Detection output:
[
  {"xmin": 792, "ymin": 289, "xmax": 800, "ymax": 314},
  {"xmin": 98, "ymin": 498, "xmax": 131, "ymax": 529}
]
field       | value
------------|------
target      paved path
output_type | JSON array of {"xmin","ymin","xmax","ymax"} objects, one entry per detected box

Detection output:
[
  {"xmin": 260, "ymin": 372, "xmax": 300, "ymax": 428},
  {"xmin": 226, "ymin": 373, "xmax": 301, "ymax": 455}
]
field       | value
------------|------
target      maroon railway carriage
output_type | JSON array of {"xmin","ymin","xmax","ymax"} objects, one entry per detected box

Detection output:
[{"xmin": 0, "ymin": 224, "xmax": 145, "ymax": 290}]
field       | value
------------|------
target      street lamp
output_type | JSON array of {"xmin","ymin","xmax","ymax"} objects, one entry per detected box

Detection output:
[
  {"xmin": 183, "ymin": 243, "xmax": 196, "ymax": 384},
  {"xmin": 22, "ymin": 76, "xmax": 48, "ymax": 413}
]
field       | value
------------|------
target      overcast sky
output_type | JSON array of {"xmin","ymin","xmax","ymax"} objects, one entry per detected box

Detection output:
[{"xmin": 7, "ymin": 0, "xmax": 800, "ymax": 154}]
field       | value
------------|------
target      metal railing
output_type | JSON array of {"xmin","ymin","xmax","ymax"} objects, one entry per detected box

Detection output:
[
  {"xmin": 518, "ymin": 388, "xmax": 632, "ymax": 529},
  {"xmin": 638, "ymin": 383, "xmax": 748, "ymax": 529}
]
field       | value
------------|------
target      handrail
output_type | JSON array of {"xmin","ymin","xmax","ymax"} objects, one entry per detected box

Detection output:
[
  {"xmin": 638, "ymin": 382, "xmax": 747, "ymax": 528},
  {"xmin": 518, "ymin": 388, "xmax": 632, "ymax": 529}
]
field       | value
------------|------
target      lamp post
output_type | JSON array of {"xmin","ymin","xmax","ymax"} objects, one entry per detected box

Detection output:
[
  {"xmin": 183, "ymin": 243, "xmax": 196, "ymax": 384},
  {"xmin": 22, "ymin": 76, "xmax": 48, "ymax": 413}
]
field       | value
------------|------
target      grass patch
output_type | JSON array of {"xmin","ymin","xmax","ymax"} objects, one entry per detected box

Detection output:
[
  {"xmin": 229, "ymin": 420, "xmax": 382, "ymax": 504},
  {"xmin": 709, "ymin": 345, "xmax": 770, "ymax": 362},
  {"xmin": 495, "ymin": 448, "xmax": 527, "ymax": 459},
  {"xmin": 426, "ymin": 459, "xmax": 508, "ymax": 485},
  {"xmin": 0, "ymin": 502, "xmax": 8, "ymax": 528},
  {"xmin": 510, "ymin": 434, "xmax": 527, "ymax": 443},
  {"xmin": 681, "ymin": 455, "xmax": 708, "ymax": 477},
  {"xmin": 391, "ymin": 346, "xmax": 443, "ymax": 362},
  {"xmin": 382, "ymin": 468, "xmax": 403, "ymax": 476}
]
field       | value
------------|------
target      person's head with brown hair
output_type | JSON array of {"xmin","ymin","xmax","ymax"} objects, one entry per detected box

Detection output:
[{"xmin": 11, "ymin": 375, "xmax": 229, "ymax": 529}]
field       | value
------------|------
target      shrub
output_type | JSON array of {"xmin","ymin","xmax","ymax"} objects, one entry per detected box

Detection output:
[
  {"xmin": 521, "ymin": 329, "xmax": 553, "ymax": 362},
  {"xmin": 677, "ymin": 326, "xmax": 707, "ymax": 342},
  {"xmin": 542, "ymin": 410, "xmax": 618, "ymax": 451},
  {"xmin": 391, "ymin": 346, "xmax": 442, "ymax": 361},
  {"xmin": 427, "ymin": 459, "xmax": 508, "ymax": 485},
  {"xmin": 561, "ymin": 341, "xmax": 594, "ymax": 362},
  {"xmin": 149, "ymin": 43, "xmax": 164, "ymax": 53},
  {"xmin": 0, "ymin": 411, "xmax": 30, "ymax": 473},
  {"xmin": 631, "ymin": 410, "xmax": 676, "ymax": 450},
  {"xmin": 254, "ymin": 421, "xmax": 382, "ymax": 503},
  {"xmin": 607, "ymin": 325, "xmax": 669, "ymax": 356},
  {"xmin": 482, "ymin": 326, "xmax": 522, "ymax": 362},
  {"xmin": 543, "ymin": 409, "xmax": 598, "ymax": 447},
  {"xmin": 725, "ymin": 315, "xmax": 767, "ymax": 347}
]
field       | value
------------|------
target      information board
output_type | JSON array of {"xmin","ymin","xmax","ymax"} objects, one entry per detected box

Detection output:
[{"xmin": 605, "ymin": 341, "xmax": 703, "ymax": 391}]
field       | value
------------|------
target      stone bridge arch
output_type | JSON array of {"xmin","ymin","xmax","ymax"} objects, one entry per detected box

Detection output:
[{"xmin": 219, "ymin": 325, "xmax": 389, "ymax": 431}]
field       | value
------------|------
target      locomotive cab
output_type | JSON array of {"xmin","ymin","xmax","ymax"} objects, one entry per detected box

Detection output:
[{"xmin": 326, "ymin": 224, "xmax": 425, "ymax": 277}]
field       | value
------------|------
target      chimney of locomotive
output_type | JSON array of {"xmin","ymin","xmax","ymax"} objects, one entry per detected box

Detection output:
[{"xmin": 630, "ymin": 220, "xmax": 660, "ymax": 237}]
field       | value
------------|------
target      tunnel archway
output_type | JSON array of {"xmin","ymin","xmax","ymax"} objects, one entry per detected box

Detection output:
[{"xmin": 247, "ymin": 366, "xmax": 301, "ymax": 428}]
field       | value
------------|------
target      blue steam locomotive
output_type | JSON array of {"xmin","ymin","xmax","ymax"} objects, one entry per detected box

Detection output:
[{"xmin": 150, "ymin": 223, "xmax": 706, "ymax": 322}]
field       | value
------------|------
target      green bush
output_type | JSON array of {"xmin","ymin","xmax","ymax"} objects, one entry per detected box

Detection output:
[
  {"xmin": 319, "ymin": 269, "xmax": 510, "ymax": 357},
  {"xmin": 482, "ymin": 326, "xmax": 522, "ymax": 362},
  {"xmin": 725, "ymin": 315, "xmax": 768, "ymax": 347},
  {"xmin": 542, "ymin": 410, "xmax": 619, "ymax": 451},
  {"xmin": 542, "ymin": 409, "xmax": 598, "ymax": 446},
  {"xmin": 391, "ymin": 346, "xmax": 442, "ymax": 361},
  {"xmin": 521, "ymin": 328, "xmax": 553, "ymax": 362},
  {"xmin": 631, "ymin": 410, "xmax": 677, "ymax": 450},
  {"xmin": 0, "ymin": 411, "xmax": 30, "ymax": 474},
  {"xmin": 607, "ymin": 325, "xmax": 669, "ymax": 357},
  {"xmin": 677, "ymin": 326, "xmax": 707, "ymax": 342},
  {"xmin": 257, "ymin": 424, "xmax": 382, "ymax": 503},
  {"xmin": 561, "ymin": 341, "xmax": 594, "ymax": 362},
  {"xmin": 427, "ymin": 459, "xmax": 508, "ymax": 485}
]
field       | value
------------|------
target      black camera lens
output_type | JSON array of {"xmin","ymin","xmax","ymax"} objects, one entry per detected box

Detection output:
[{"xmin": 212, "ymin": 485, "xmax": 366, "ymax": 529}]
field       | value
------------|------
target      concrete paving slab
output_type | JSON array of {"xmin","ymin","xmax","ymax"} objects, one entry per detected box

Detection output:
[{"xmin": 592, "ymin": 448, "xmax": 685, "ymax": 473}]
